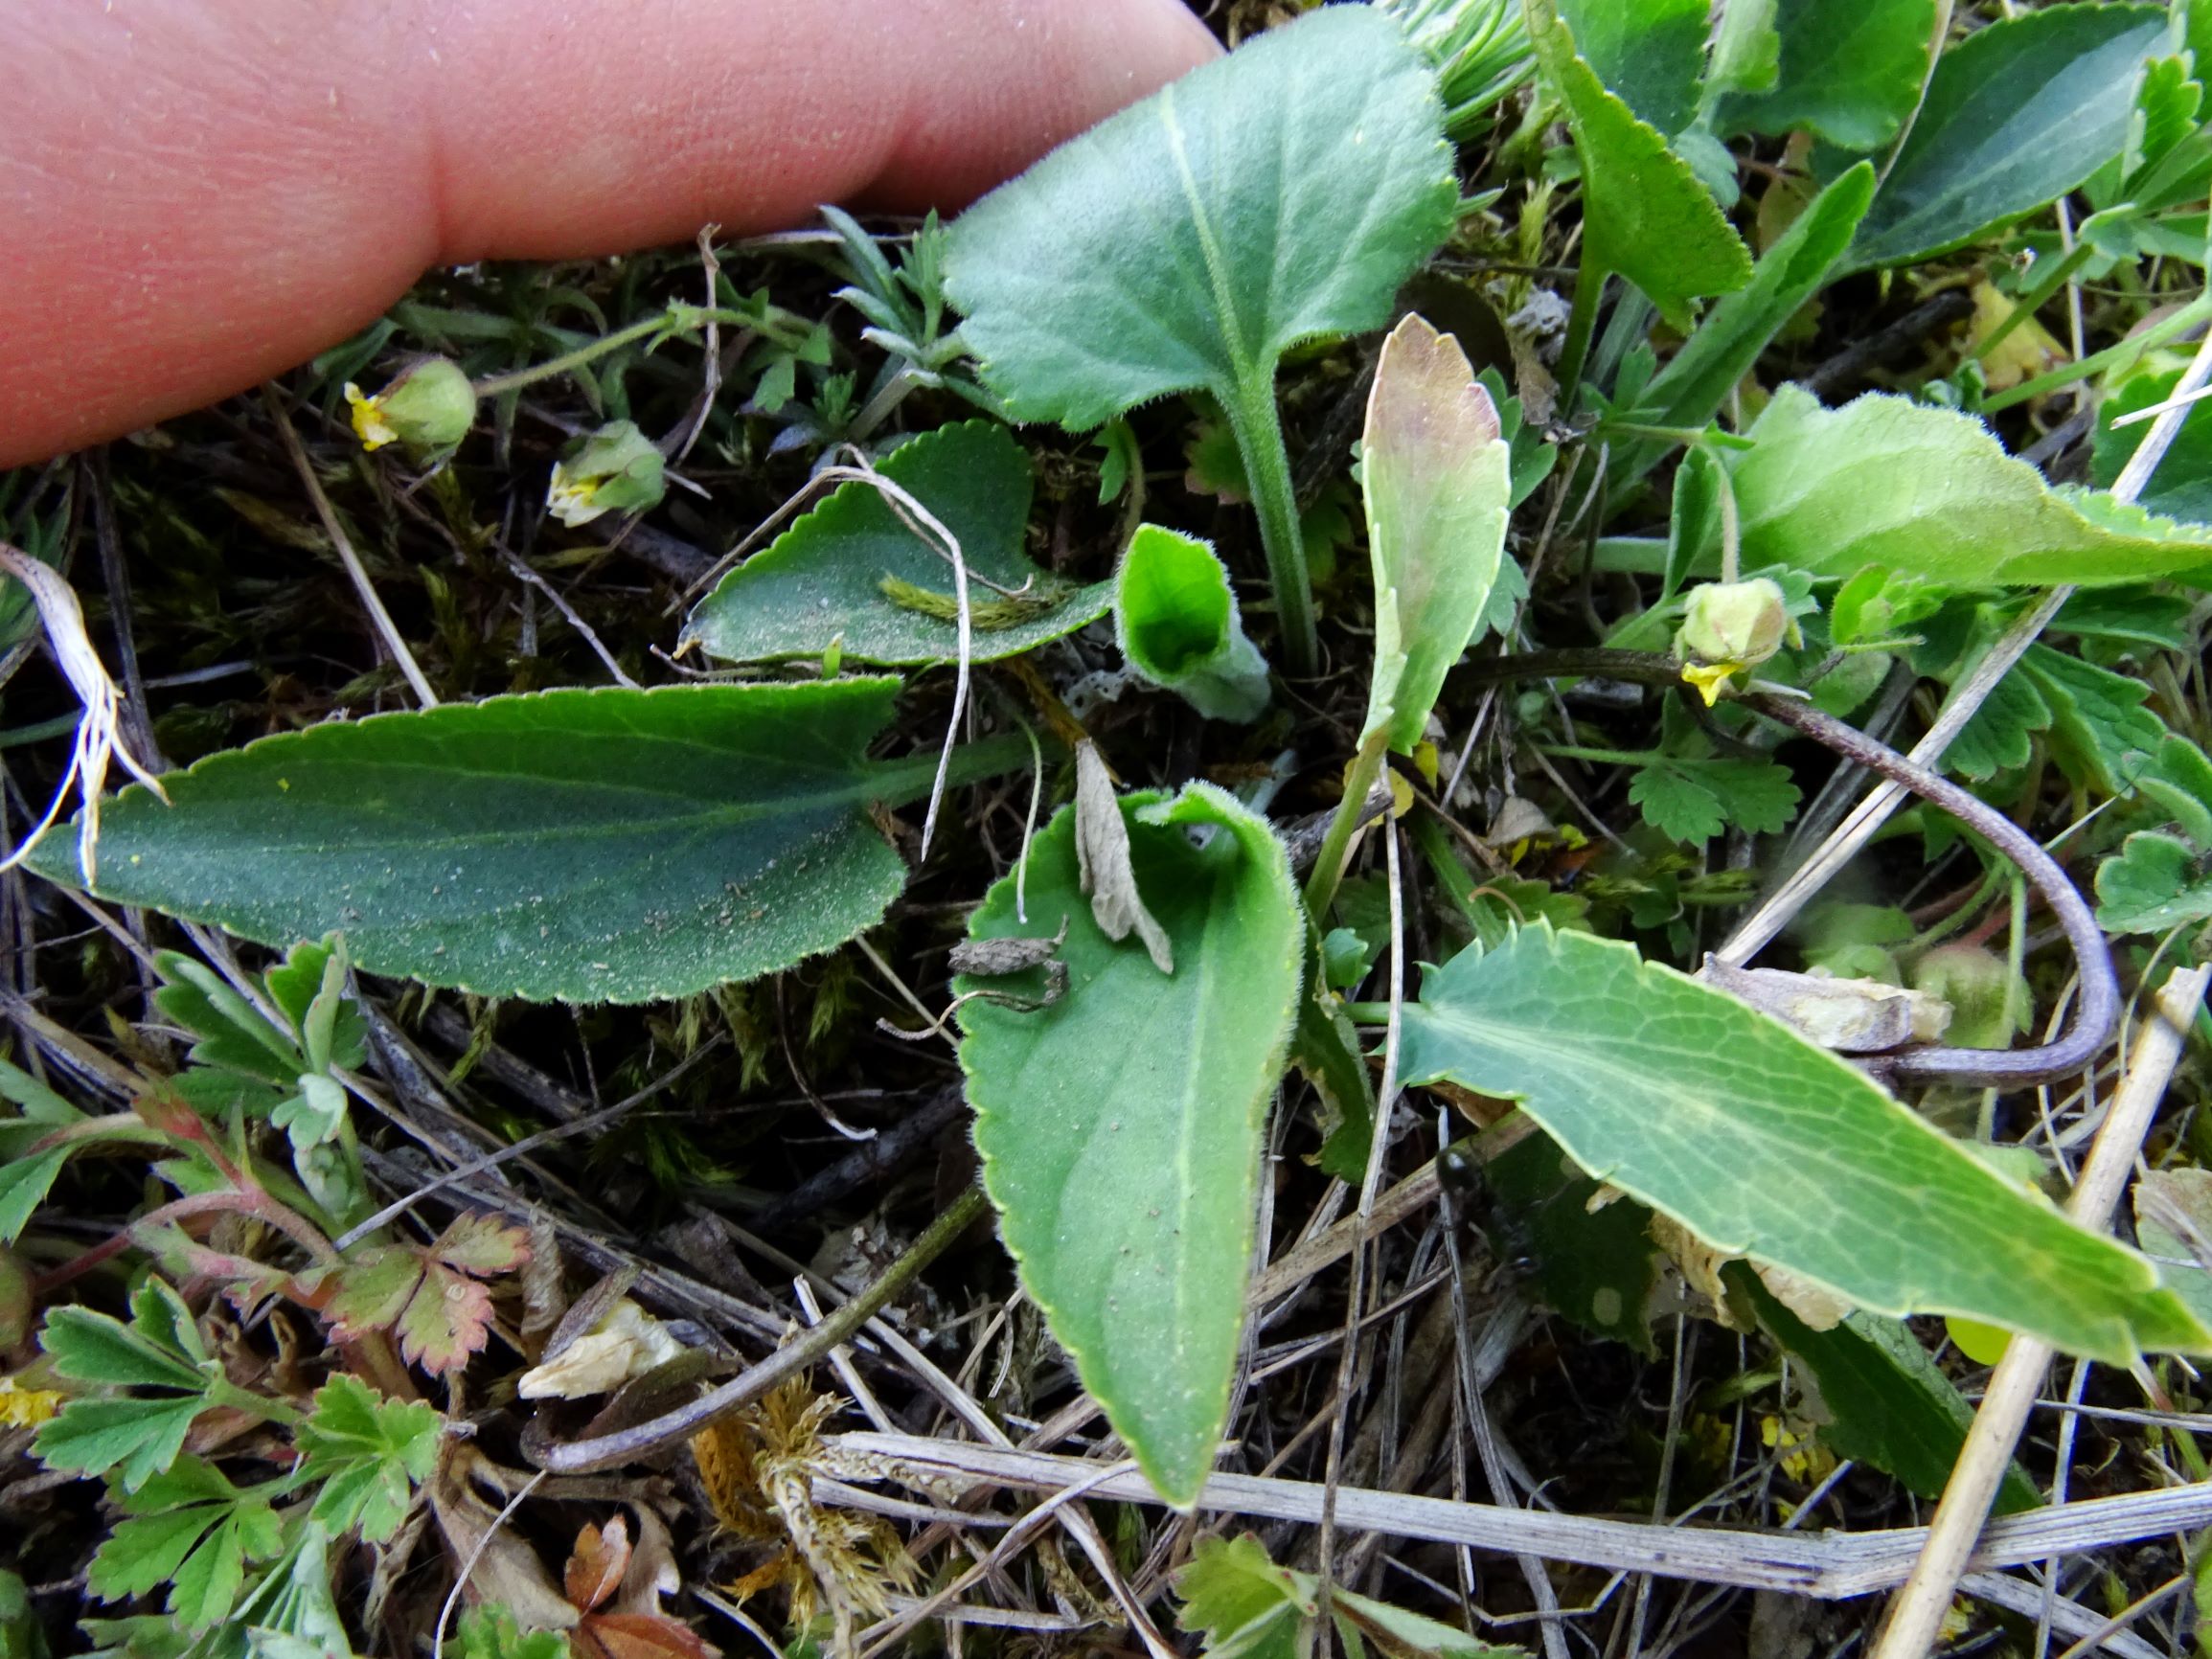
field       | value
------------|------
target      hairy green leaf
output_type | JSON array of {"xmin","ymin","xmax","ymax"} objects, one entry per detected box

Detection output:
[
  {"xmin": 1734, "ymin": 1270, "xmax": 2040, "ymax": 1511},
  {"xmin": 958, "ymin": 784, "xmax": 1303, "ymax": 1506},
  {"xmin": 26, "ymin": 680, "xmax": 971, "ymax": 1004},
  {"xmin": 1714, "ymin": 0, "xmax": 1933, "ymax": 149},
  {"xmin": 1399, "ymin": 926, "xmax": 2210, "ymax": 1363},
  {"xmin": 943, "ymin": 7, "xmax": 1455, "ymax": 431},
  {"xmin": 1847, "ymin": 5, "xmax": 2170, "ymax": 271},
  {"xmin": 1725, "ymin": 387, "xmax": 2212, "ymax": 587},
  {"xmin": 1527, "ymin": 0, "xmax": 1751, "ymax": 327},
  {"xmin": 1361, "ymin": 315, "xmax": 1512, "ymax": 753},
  {"xmin": 1116, "ymin": 526, "xmax": 1270, "ymax": 723},
  {"xmin": 0, "ymin": 1146, "xmax": 67, "ymax": 1245},
  {"xmin": 684, "ymin": 422, "xmax": 1107, "ymax": 666}
]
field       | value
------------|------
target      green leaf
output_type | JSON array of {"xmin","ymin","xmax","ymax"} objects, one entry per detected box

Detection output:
[
  {"xmin": 0, "ymin": 1145, "xmax": 67, "ymax": 1244},
  {"xmin": 1527, "ymin": 0, "xmax": 1752, "ymax": 328},
  {"xmin": 1115, "ymin": 526, "xmax": 1270, "ymax": 723},
  {"xmin": 1557, "ymin": 0, "xmax": 1707, "ymax": 136},
  {"xmin": 27, "ymin": 680, "xmax": 956, "ymax": 1004},
  {"xmin": 1944, "ymin": 668, "xmax": 2050, "ymax": 783},
  {"xmin": 2094, "ymin": 368, "xmax": 2212, "ymax": 525},
  {"xmin": 1846, "ymin": 5, "xmax": 2170, "ymax": 272},
  {"xmin": 2096, "ymin": 831, "xmax": 2212, "ymax": 934},
  {"xmin": 683, "ymin": 422, "xmax": 1109, "ymax": 666},
  {"xmin": 296, "ymin": 1375, "xmax": 441, "ymax": 1542},
  {"xmin": 1175, "ymin": 1534, "xmax": 1522, "ymax": 1659},
  {"xmin": 1397, "ymin": 925, "xmax": 2211, "ymax": 1363},
  {"xmin": 42, "ymin": 1283, "xmax": 208, "ymax": 1391},
  {"xmin": 1733, "ymin": 1270, "xmax": 2041, "ymax": 1512},
  {"xmin": 2018, "ymin": 644, "xmax": 2166, "ymax": 795},
  {"xmin": 1621, "ymin": 162, "xmax": 1874, "ymax": 484},
  {"xmin": 1361, "ymin": 315, "xmax": 1512, "ymax": 753},
  {"xmin": 1289, "ymin": 933, "xmax": 1377, "ymax": 1183},
  {"xmin": 943, "ymin": 8, "xmax": 1454, "ymax": 432},
  {"xmin": 2133, "ymin": 1169, "xmax": 2212, "ymax": 1332},
  {"xmin": 957, "ymin": 783, "xmax": 1303, "ymax": 1506},
  {"xmin": 1477, "ymin": 1128, "xmax": 1660, "ymax": 1353},
  {"xmin": 1628, "ymin": 758, "xmax": 1800, "ymax": 844},
  {"xmin": 1714, "ymin": 0, "xmax": 1933, "ymax": 149},
  {"xmin": 455, "ymin": 1606, "xmax": 569, "ymax": 1659},
  {"xmin": 36, "ymin": 1396, "xmax": 209, "ymax": 1492},
  {"xmin": 1725, "ymin": 386, "xmax": 2212, "ymax": 588}
]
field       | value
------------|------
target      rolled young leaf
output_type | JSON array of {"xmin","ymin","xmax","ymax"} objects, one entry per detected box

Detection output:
[{"xmin": 1115, "ymin": 525, "xmax": 1269, "ymax": 723}]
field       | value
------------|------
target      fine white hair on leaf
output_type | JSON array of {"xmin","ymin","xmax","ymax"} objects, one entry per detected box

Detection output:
[{"xmin": 0, "ymin": 543, "xmax": 169, "ymax": 885}]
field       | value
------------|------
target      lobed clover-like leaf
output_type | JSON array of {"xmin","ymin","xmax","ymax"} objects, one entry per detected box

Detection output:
[
  {"xmin": 1399, "ymin": 925, "xmax": 2211, "ymax": 1363},
  {"xmin": 958, "ymin": 783, "xmax": 1303, "ymax": 1506}
]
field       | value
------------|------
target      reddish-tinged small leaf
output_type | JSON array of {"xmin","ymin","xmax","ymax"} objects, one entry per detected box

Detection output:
[
  {"xmin": 396, "ymin": 1262, "xmax": 495, "ymax": 1376},
  {"xmin": 321, "ymin": 1250, "xmax": 423, "ymax": 1344},
  {"xmin": 581, "ymin": 1613, "xmax": 718, "ymax": 1659},
  {"xmin": 434, "ymin": 1213, "xmax": 533, "ymax": 1276},
  {"xmin": 565, "ymin": 1517, "xmax": 631, "ymax": 1616}
]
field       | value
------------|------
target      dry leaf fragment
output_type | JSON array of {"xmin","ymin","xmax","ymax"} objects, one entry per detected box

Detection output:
[
  {"xmin": 1072, "ymin": 740, "xmax": 1172, "ymax": 974},
  {"xmin": 518, "ymin": 1298, "xmax": 687, "ymax": 1399}
]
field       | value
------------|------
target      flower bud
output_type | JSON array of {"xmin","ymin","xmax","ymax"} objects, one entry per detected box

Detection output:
[
  {"xmin": 1912, "ymin": 943, "xmax": 2026, "ymax": 1051},
  {"xmin": 547, "ymin": 420, "xmax": 666, "ymax": 528},
  {"xmin": 344, "ymin": 357, "xmax": 476, "ymax": 456},
  {"xmin": 1675, "ymin": 578, "xmax": 1793, "ymax": 705}
]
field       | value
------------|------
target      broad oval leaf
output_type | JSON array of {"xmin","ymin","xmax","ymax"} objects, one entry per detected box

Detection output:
[
  {"xmin": 683, "ymin": 422, "xmax": 1109, "ymax": 666},
  {"xmin": 1398, "ymin": 925, "xmax": 2210, "ymax": 1363},
  {"xmin": 1557, "ymin": 0, "xmax": 1708, "ymax": 137},
  {"xmin": 27, "ymin": 681, "xmax": 944, "ymax": 1003},
  {"xmin": 1116, "ymin": 525, "xmax": 1270, "ymax": 723},
  {"xmin": 1715, "ymin": 0, "xmax": 1934, "ymax": 150},
  {"xmin": 1725, "ymin": 386, "xmax": 2212, "ymax": 587},
  {"xmin": 942, "ymin": 5, "xmax": 1456, "ymax": 430},
  {"xmin": 1361, "ymin": 314, "xmax": 1512, "ymax": 753},
  {"xmin": 1847, "ymin": 4, "xmax": 2169, "ymax": 272},
  {"xmin": 958, "ymin": 784, "xmax": 1303, "ymax": 1506},
  {"xmin": 1526, "ymin": 0, "xmax": 1752, "ymax": 327},
  {"xmin": 2094, "ymin": 368, "xmax": 2212, "ymax": 526}
]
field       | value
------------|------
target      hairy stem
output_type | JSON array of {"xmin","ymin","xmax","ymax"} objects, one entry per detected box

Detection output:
[{"xmin": 1225, "ymin": 377, "xmax": 1319, "ymax": 677}]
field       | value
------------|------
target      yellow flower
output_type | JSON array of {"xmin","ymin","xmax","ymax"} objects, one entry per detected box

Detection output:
[
  {"xmin": 1680, "ymin": 659, "xmax": 1744, "ymax": 706},
  {"xmin": 0, "ymin": 1374, "xmax": 64, "ymax": 1428},
  {"xmin": 345, "ymin": 383, "xmax": 399, "ymax": 450}
]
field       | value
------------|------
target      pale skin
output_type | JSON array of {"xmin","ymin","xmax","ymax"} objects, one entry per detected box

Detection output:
[{"xmin": 0, "ymin": 0, "xmax": 1220, "ymax": 469}]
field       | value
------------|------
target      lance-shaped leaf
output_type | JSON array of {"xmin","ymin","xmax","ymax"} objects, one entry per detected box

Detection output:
[
  {"xmin": 683, "ymin": 421, "xmax": 1109, "ymax": 666},
  {"xmin": 1723, "ymin": 386, "xmax": 2212, "ymax": 588},
  {"xmin": 1615, "ymin": 162, "xmax": 1875, "ymax": 485},
  {"xmin": 1398, "ymin": 925, "xmax": 2210, "ymax": 1363},
  {"xmin": 958, "ymin": 784, "xmax": 1303, "ymax": 1506},
  {"xmin": 1526, "ymin": 0, "xmax": 1751, "ymax": 328},
  {"xmin": 1116, "ymin": 526, "xmax": 1270, "ymax": 723},
  {"xmin": 26, "ymin": 680, "xmax": 967, "ymax": 1004},
  {"xmin": 1847, "ymin": 3, "xmax": 2169, "ymax": 272},
  {"xmin": 1361, "ymin": 315, "xmax": 1511, "ymax": 754}
]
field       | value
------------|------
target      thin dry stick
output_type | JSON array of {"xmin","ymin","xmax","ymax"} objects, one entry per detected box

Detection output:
[
  {"xmin": 822, "ymin": 1430, "xmax": 2212, "ymax": 1601},
  {"xmin": 262, "ymin": 385, "xmax": 439, "ymax": 706},
  {"xmin": 1869, "ymin": 964, "xmax": 2212, "ymax": 1659},
  {"xmin": 1718, "ymin": 312, "xmax": 2212, "ymax": 969}
]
